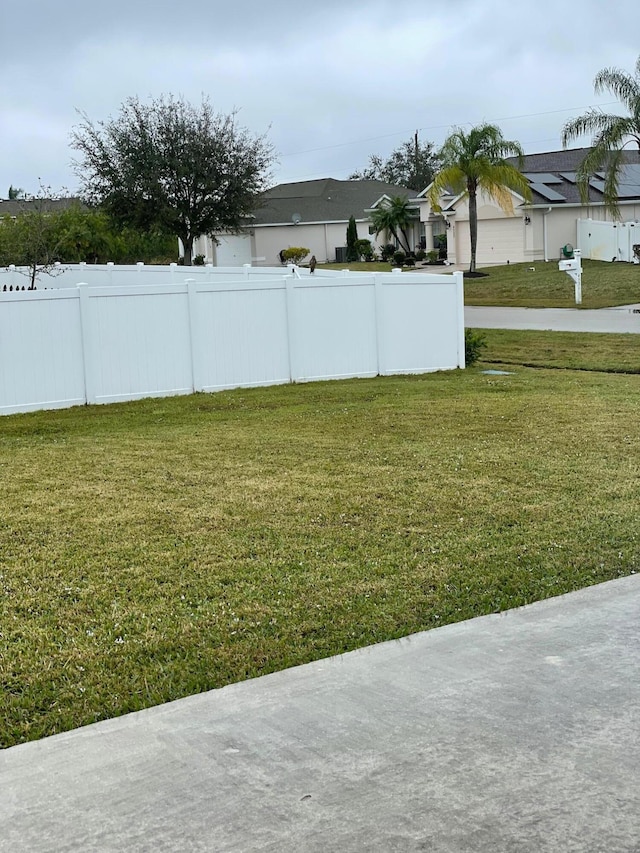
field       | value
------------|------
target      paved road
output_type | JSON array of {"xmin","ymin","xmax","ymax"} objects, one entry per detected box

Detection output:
[
  {"xmin": 2, "ymin": 575, "xmax": 639, "ymax": 853},
  {"xmin": 466, "ymin": 304, "xmax": 640, "ymax": 334}
]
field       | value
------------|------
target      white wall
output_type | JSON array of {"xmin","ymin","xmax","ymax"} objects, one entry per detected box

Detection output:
[{"xmin": 0, "ymin": 267, "xmax": 465, "ymax": 416}]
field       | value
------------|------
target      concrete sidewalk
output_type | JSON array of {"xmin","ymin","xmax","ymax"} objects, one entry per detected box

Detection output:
[{"xmin": 2, "ymin": 575, "xmax": 639, "ymax": 852}]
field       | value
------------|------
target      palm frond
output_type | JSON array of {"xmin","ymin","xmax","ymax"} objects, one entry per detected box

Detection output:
[{"xmin": 594, "ymin": 67, "xmax": 640, "ymax": 111}]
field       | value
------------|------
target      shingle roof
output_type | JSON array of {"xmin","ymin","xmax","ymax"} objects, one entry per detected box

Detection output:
[
  {"xmin": 0, "ymin": 197, "xmax": 83, "ymax": 216},
  {"xmin": 252, "ymin": 179, "xmax": 413, "ymax": 226},
  {"xmin": 506, "ymin": 148, "xmax": 640, "ymax": 206}
]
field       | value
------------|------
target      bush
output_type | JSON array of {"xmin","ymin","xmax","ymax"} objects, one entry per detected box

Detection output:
[
  {"xmin": 356, "ymin": 238, "xmax": 374, "ymax": 261},
  {"xmin": 193, "ymin": 254, "xmax": 205, "ymax": 266},
  {"xmin": 281, "ymin": 247, "xmax": 310, "ymax": 265},
  {"xmin": 415, "ymin": 249, "xmax": 426, "ymax": 262},
  {"xmin": 393, "ymin": 249, "xmax": 406, "ymax": 266},
  {"xmin": 346, "ymin": 216, "xmax": 359, "ymax": 262},
  {"xmin": 426, "ymin": 250, "xmax": 439, "ymax": 264},
  {"xmin": 380, "ymin": 243, "xmax": 396, "ymax": 262},
  {"xmin": 434, "ymin": 234, "xmax": 448, "ymax": 260},
  {"xmin": 404, "ymin": 255, "xmax": 416, "ymax": 266},
  {"xmin": 465, "ymin": 329, "xmax": 487, "ymax": 366}
]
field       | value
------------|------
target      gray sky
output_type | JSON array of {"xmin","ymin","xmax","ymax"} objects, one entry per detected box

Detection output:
[{"xmin": 1, "ymin": 0, "xmax": 638, "ymax": 196}]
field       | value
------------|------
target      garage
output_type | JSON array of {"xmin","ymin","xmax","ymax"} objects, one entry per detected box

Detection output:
[
  {"xmin": 214, "ymin": 233, "xmax": 253, "ymax": 266},
  {"xmin": 455, "ymin": 217, "xmax": 525, "ymax": 266}
]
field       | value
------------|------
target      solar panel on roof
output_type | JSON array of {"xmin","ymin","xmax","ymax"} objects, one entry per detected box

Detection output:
[
  {"xmin": 529, "ymin": 183, "xmax": 566, "ymax": 202},
  {"xmin": 523, "ymin": 173, "xmax": 563, "ymax": 184},
  {"xmin": 559, "ymin": 172, "xmax": 577, "ymax": 183}
]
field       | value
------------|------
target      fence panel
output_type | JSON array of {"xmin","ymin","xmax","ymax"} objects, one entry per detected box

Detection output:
[
  {"xmin": 288, "ymin": 277, "xmax": 379, "ymax": 381},
  {"xmin": 190, "ymin": 279, "xmax": 290, "ymax": 391},
  {"xmin": 0, "ymin": 290, "xmax": 86, "ymax": 414},
  {"xmin": 81, "ymin": 284, "xmax": 194, "ymax": 404},
  {"xmin": 377, "ymin": 273, "xmax": 464, "ymax": 374}
]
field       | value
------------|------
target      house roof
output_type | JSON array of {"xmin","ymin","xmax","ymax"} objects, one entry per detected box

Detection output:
[
  {"xmin": 506, "ymin": 148, "xmax": 640, "ymax": 206},
  {"xmin": 252, "ymin": 178, "xmax": 413, "ymax": 226},
  {"xmin": 0, "ymin": 197, "xmax": 83, "ymax": 216}
]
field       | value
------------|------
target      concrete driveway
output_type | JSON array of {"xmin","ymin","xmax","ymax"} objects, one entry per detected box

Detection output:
[{"xmin": 2, "ymin": 575, "xmax": 639, "ymax": 853}]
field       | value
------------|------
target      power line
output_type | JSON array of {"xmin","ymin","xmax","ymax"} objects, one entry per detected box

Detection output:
[{"xmin": 279, "ymin": 101, "xmax": 619, "ymax": 159}]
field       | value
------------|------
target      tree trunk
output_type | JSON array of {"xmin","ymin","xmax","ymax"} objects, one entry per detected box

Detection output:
[
  {"xmin": 182, "ymin": 235, "xmax": 194, "ymax": 266},
  {"xmin": 468, "ymin": 184, "xmax": 478, "ymax": 273},
  {"xmin": 399, "ymin": 228, "xmax": 412, "ymax": 254}
]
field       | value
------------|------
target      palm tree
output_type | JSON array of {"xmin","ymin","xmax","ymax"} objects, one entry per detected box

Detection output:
[
  {"xmin": 428, "ymin": 124, "xmax": 531, "ymax": 273},
  {"xmin": 370, "ymin": 196, "xmax": 415, "ymax": 255},
  {"xmin": 561, "ymin": 55, "xmax": 640, "ymax": 219}
]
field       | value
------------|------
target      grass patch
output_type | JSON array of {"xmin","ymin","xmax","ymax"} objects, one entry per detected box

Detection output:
[
  {"xmin": 1, "ymin": 366, "xmax": 639, "ymax": 747},
  {"xmin": 464, "ymin": 259, "xmax": 640, "ymax": 308},
  {"xmin": 480, "ymin": 329, "xmax": 640, "ymax": 373}
]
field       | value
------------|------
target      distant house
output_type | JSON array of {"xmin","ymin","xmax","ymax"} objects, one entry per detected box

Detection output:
[
  {"xmin": 193, "ymin": 179, "xmax": 420, "ymax": 266},
  {"xmin": 418, "ymin": 148, "xmax": 640, "ymax": 267},
  {"xmin": 0, "ymin": 197, "xmax": 82, "ymax": 217}
]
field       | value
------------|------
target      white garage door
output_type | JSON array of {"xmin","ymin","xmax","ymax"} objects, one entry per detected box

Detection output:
[
  {"xmin": 215, "ymin": 234, "xmax": 253, "ymax": 266},
  {"xmin": 455, "ymin": 218, "xmax": 524, "ymax": 266}
]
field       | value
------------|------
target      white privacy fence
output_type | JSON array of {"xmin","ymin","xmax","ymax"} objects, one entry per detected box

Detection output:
[
  {"xmin": 0, "ymin": 262, "xmax": 305, "ymax": 290},
  {"xmin": 0, "ymin": 267, "xmax": 465, "ymax": 416},
  {"xmin": 577, "ymin": 219, "xmax": 640, "ymax": 263}
]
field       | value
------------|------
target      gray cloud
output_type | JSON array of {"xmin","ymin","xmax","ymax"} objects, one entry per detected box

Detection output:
[{"xmin": 1, "ymin": 0, "xmax": 639, "ymax": 195}]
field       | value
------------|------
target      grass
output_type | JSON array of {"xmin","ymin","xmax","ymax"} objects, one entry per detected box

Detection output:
[
  {"xmin": 318, "ymin": 259, "xmax": 640, "ymax": 308},
  {"xmin": 457, "ymin": 259, "xmax": 640, "ymax": 308},
  {"xmin": 1, "ymin": 345, "xmax": 639, "ymax": 748},
  {"xmin": 480, "ymin": 329, "xmax": 640, "ymax": 373}
]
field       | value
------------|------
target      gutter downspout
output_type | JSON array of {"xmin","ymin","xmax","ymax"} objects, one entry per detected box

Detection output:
[{"xmin": 542, "ymin": 207, "xmax": 552, "ymax": 262}]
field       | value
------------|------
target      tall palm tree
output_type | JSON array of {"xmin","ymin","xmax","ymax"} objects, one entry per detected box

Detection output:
[
  {"xmin": 561, "ymin": 55, "xmax": 640, "ymax": 219},
  {"xmin": 370, "ymin": 196, "xmax": 415, "ymax": 255},
  {"xmin": 428, "ymin": 124, "xmax": 531, "ymax": 273}
]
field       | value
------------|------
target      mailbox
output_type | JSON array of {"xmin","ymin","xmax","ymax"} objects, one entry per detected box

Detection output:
[{"xmin": 558, "ymin": 258, "xmax": 578, "ymax": 271}]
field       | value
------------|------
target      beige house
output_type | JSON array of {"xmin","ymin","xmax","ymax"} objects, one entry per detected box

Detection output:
[
  {"xmin": 418, "ymin": 148, "xmax": 640, "ymax": 266},
  {"xmin": 193, "ymin": 178, "xmax": 421, "ymax": 266}
]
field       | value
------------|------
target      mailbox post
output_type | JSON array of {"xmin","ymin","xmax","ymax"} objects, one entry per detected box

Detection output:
[{"xmin": 558, "ymin": 249, "xmax": 582, "ymax": 305}]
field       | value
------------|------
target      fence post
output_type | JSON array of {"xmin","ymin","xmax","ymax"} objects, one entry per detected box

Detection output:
[
  {"xmin": 185, "ymin": 279, "xmax": 200, "ymax": 392},
  {"xmin": 77, "ymin": 284, "xmax": 97, "ymax": 404},
  {"xmin": 454, "ymin": 270, "xmax": 465, "ymax": 368},
  {"xmin": 283, "ymin": 273, "xmax": 298, "ymax": 382},
  {"xmin": 373, "ymin": 274, "xmax": 385, "ymax": 376}
]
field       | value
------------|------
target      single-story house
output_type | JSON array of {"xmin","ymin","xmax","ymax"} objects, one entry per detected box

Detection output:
[
  {"xmin": 418, "ymin": 148, "xmax": 640, "ymax": 266},
  {"xmin": 192, "ymin": 179, "xmax": 422, "ymax": 266}
]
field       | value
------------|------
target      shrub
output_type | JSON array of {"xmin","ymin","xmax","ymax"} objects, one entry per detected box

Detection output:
[
  {"xmin": 281, "ymin": 247, "xmax": 310, "ymax": 265},
  {"xmin": 415, "ymin": 249, "xmax": 426, "ymax": 262},
  {"xmin": 404, "ymin": 255, "xmax": 416, "ymax": 266},
  {"xmin": 434, "ymin": 234, "xmax": 448, "ymax": 260},
  {"xmin": 193, "ymin": 254, "xmax": 205, "ymax": 266},
  {"xmin": 380, "ymin": 243, "xmax": 396, "ymax": 262},
  {"xmin": 426, "ymin": 250, "xmax": 439, "ymax": 264},
  {"xmin": 393, "ymin": 249, "xmax": 406, "ymax": 265},
  {"xmin": 346, "ymin": 216, "xmax": 359, "ymax": 262},
  {"xmin": 465, "ymin": 329, "xmax": 487, "ymax": 366},
  {"xmin": 356, "ymin": 238, "xmax": 374, "ymax": 261}
]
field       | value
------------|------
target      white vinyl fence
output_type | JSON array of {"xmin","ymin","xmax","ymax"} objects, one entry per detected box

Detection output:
[
  {"xmin": 577, "ymin": 219, "xmax": 640, "ymax": 263},
  {"xmin": 0, "ymin": 267, "xmax": 465, "ymax": 416}
]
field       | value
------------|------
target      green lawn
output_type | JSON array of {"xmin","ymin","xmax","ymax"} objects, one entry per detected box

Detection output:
[
  {"xmin": 480, "ymin": 329, "xmax": 640, "ymax": 373},
  {"xmin": 317, "ymin": 259, "xmax": 640, "ymax": 308},
  {"xmin": 1, "ymin": 336, "xmax": 639, "ymax": 747},
  {"xmin": 464, "ymin": 260, "xmax": 640, "ymax": 308}
]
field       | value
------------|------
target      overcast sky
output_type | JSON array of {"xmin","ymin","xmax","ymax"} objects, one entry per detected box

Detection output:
[{"xmin": 1, "ymin": 0, "xmax": 638, "ymax": 197}]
